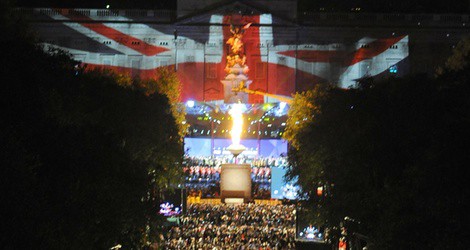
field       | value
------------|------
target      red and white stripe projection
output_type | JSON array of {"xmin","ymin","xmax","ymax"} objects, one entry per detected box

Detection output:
[{"xmin": 38, "ymin": 10, "xmax": 409, "ymax": 103}]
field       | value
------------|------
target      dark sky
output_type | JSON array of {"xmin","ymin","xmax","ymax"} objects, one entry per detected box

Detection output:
[
  {"xmin": 13, "ymin": 0, "xmax": 177, "ymax": 9},
  {"xmin": 13, "ymin": 0, "xmax": 470, "ymax": 13},
  {"xmin": 299, "ymin": 0, "xmax": 469, "ymax": 13}
]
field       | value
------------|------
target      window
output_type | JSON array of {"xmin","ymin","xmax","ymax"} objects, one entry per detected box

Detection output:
[
  {"xmin": 156, "ymin": 56, "xmax": 170, "ymax": 67},
  {"xmin": 160, "ymin": 60, "xmax": 169, "ymax": 67},
  {"xmin": 255, "ymin": 62, "xmax": 266, "ymax": 79},
  {"xmin": 129, "ymin": 55, "xmax": 142, "ymax": 75},
  {"xmin": 72, "ymin": 54, "xmax": 86, "ymax": 62},
  {"xmin": 310, "ymin": 62, "xmax": 317, "ymax": 75},
  {"xmin": 101, "ymin": 54, "xmax": 114, "ymax": 65},
  {"xmin": 278, "ymin": 57, "xmax": 286, "ymax": 64},
  {"xmin": 360, "ymin": 61, "xmax": 371, "ymax": 76},
  {"xmin": 131, "ymin": 60, "xmax": 140, "ymax": 77},
  {"xmin": 144, "ymin": 38, "xmax": 156, "ymax": 43},
  {"xmin": 186, "ymin": 55, "xmax": 195, "ymax": 62},
  {"xmin": 116, "ymin": 37, "xmax": 127, "ymax": 44},
  {"xmin": 205, "ymin": 63, "xmax": 218, "ymax": 79}
]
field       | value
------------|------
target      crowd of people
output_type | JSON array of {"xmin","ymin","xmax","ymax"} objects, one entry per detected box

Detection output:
[
  {"xmin": 186, "ymin": 183, "xmax": 270, "ymax": 199},
  {"xmin": 164, "ymin": 203, "xmax": 296, "ymax": 249}
]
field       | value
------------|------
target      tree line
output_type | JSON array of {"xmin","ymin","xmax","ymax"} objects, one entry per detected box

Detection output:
[
  {"xmin": 0, "ymin": 2, "xmax": 184, "ymax": 248},
  {"xmin": 284, "ymin": 38, "xmax": 470, "ymax": 249}
]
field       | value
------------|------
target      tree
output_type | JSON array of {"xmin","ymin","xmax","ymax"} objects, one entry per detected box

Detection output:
[
  {"xmin": 144, "ymin": 67, "xmax": 189, "ymax": 140},
  {"xmin": 284, "ymin": 38, "xmax": 470, "ymax": 248},
  {"xmin": 0, "ymin": 4, "xmax": 183, "ymax": 248},
  {"xmin": 441, "ymin": 36, "xmax": 470, "ymax": 72}
]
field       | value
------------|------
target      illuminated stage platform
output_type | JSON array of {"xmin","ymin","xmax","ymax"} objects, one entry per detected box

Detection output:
[{"xmin": 224, "ymin": 198, "xmax": 244, "ymax": 204}]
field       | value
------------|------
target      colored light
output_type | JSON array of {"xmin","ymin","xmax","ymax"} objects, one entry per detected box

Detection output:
[
  {"xmin": 317, "ymin": 186, "xmax": 323, "ymax": 196},
  {"xmin": 186, "ymin": 100, "xmax": 195, "ymax": 108}
]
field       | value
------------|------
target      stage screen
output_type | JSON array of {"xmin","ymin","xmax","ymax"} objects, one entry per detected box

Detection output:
[
  {"xmin": 259, "ymin": 139, "xmax": 287, "ymax": 158},
  {"xmin": 296, "ymin": 207, "xmax": 325, "ymax": 242},
  {"xmin": 184, "ymin": 138, "xmax": 287, "ymax": 158},
  {"xmin": 184, "ymin": 138, "xmax": 212, "ymax": 157},
  {"xmin": 270, "ymin": 166, "xmax": 300, "ymax": 200},
  {"xmin": 159, "ymin": 189, "xmax": 184, "ymax": 217}
]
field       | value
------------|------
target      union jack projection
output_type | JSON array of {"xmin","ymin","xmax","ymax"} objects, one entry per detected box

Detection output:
[{"xmin": 34, "ymin": 8, "xmax": 409, "ymax": 103}]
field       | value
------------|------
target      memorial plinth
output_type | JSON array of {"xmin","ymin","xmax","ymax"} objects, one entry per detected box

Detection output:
[
  {"xmin": 220, "ymin": 163, "xmax": 251, "ymax": 202},
  {"xmin": 219, "ymin": 22, "xmax": 253, "ymax": 204}
]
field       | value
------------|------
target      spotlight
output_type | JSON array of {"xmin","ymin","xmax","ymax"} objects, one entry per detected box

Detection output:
[
  {"xmin": 186, "ymin": 100, "xmax": 195, "ymax": 108},
  {"xmin": 279, "ymin": 102, "xmax": 286, "ymax": 110}
]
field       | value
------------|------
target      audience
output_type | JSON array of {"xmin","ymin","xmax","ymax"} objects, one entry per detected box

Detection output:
[{"xmin": 164, "ymin": 203, "xmax": 296, "ymax": 249}]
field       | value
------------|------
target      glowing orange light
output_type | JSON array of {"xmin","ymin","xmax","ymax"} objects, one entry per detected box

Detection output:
[
  {"xmin": 317, "ymin": 186, "xmax": 323, "ymax": 196},
  {"xmin": 229, "ymin": 103, "xmax": 244, "ymax": 146}
]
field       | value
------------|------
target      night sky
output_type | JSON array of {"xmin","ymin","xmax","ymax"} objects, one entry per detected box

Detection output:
[{"xmin": 13, "ymin": 0, "xmax": 470, "ymax": 13}]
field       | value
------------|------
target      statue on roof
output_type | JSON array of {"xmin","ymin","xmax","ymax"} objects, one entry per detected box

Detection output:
[
  {"xmin": 221, "ymin": 15, "xmax": 253, "ymax": 103},
  {"xmin": 225, "ymin": 21, "xmax": 251, "ymax": 73}
]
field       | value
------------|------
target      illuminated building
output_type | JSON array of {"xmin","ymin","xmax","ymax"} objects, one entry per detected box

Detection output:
[
  {"xmin": 21, "ymin": 0, "xmax": 469, "ymax": 159},
  {"xmin": 20, "ymin": 0, "xmax": 468, "ymax": 107}
]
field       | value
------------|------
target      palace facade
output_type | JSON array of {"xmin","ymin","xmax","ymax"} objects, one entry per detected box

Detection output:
[{"xmin": 19, "ymin": 0, "xmax": 468, "ymax": 104}]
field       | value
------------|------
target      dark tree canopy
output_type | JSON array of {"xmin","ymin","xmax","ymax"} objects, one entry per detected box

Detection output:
[
  {"xmin": 285, "ymin": 38, "xmax": 470, "ymax": 248},
  {"xmin": 12, "ymin": 0, "xmax": 469, "ymax": 13},
  {"xmin": 0, "ymin": 3, "xmax": 183, "ymax": 248}
]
